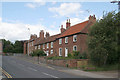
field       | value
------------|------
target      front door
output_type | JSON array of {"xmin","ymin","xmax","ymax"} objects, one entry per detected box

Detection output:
[{"xmin": 65, "ymin": 48, "xmax": 68, "ymax": 57}]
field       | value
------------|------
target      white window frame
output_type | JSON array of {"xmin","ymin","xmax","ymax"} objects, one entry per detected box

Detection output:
[
  {"xmin": 43, "ymin": 44, "xmax": 45, "ymax": 49},
  {"xmin": 38, "ymin": 45, "xmax": 40, "ymax": 49},
  {"xmin": 73, "ymin": 45, "xmax": 77, "ymax": 51},
  {"xmin": 35, "ymin": 46, "xmax": 37, "ymax": 50},
  {"xmin": 59, "ymin": 38, "xmax": 62, "ymax": 44},
  {"xmin": 65, "ymin": 48, "xmax": 68, "ymax": 57},
  {"xmin": 73, "ymin": 35, "xmax": 77, "ymax": 42},
  {"xmin": 65, "ymin": 37, "xmax": 68, "ymax": 43},
  {"xmin": 59, "ymin": 48, "xmax": 62, "ymax": 56},
  {"xmin": 46, "ymin": 50, "xmax": 49, "ymax": 56},
  {"xmin": 47, "ymin": 43, "xmax": 49, "ymax": 49},
  {"xmin": 51, "ymin": 42, "xmax": 53, "ymax": 48},
  {"xmin": 32, "ymin": 42, "xmax": 33, "ymax": 46},
  {"xmin": 51, "ymin": 49, "xmax": 53, "ymax": 54}
]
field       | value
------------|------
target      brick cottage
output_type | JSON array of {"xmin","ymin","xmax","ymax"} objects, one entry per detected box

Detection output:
[{"xmin": 24, "ymin": 15, "xmax": 96, "ymax": 57}]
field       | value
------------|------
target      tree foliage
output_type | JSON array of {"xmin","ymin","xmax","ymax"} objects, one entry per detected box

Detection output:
[
  {"xmin": 88, "ymin": 12, "xmax": 120, "ymax": 66},
  {"xmin": 2, "ymin": 39, "xmax": 24, "ymax": 53}
]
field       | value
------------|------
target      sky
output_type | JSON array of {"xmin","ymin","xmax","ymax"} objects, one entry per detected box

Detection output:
[{"xmin": 0, "ymin": 0, "xmax": 118, "ymax": 42}]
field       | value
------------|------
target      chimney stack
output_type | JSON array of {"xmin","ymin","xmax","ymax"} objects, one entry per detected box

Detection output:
[
  {"xmin": 60, "ymin": 25, "xmax": 66, "ymax": 33},
  {"xmin": 89, "ymin": 15, "xmax": 96, "ymax": 23},
  {"xmin": 66, "ymin": 19, "xmax": 71, "ymax": 29},
  {"xmin": 46, "ymin": 32, "xmax": 50, "ymax": 38},
  {"xmin": 39, "ymin": 30, "xmax": 44, "ymax": 39}
]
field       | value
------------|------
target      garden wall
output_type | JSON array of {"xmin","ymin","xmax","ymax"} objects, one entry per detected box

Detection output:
[{"xmin": 33, "ymin": 57, "xmax": 88, "ymax": 68}]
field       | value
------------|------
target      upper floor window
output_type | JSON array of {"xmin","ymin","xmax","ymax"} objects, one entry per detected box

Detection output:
[
  {"xmin": 38, "ymin": 45, "xmax": 40, "ymax": 49},
  {"xmin": 65, "ymin": 37, "xmax": 68, "ymax": 43},
  {"xmin": 73, "ymin": 35, "xmax": 77, "ymax": 42},
  {"xmin": 47, "ymin": 43, "xmax": 49, "ymax": 49},
  {"xmin": 51, "ymin": 49, "xmax": 53, "ymax": 54},
  {"xmin": 73, "ymin": 45, "xmax": 77, "ymax": 51},
  {"xmin": 59, "ymin": 48, "xmax": 62, "ymax": 56},
  {"xmin": 43, "ymin": 44, "xmax": 45, "ymax": 49},
  {"xmin": 59, "ymin": 38, "xmax": 62, "ymax": 44},
  {"xmin": 51, "ymin": 42, "xmax": 53, "ymax": 48}
]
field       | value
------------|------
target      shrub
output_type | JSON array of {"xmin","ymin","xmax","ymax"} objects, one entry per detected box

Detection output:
[{"xmin": 32, "ymin": 49, "xmax": 46, "ymax": 57}]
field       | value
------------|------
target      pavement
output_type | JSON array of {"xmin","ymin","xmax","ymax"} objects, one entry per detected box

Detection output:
[{"xmin": 13, "ymin": 55, "xmax": 119, "ymax": 79}]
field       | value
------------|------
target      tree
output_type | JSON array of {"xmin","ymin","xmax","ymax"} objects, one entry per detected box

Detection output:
[
  {"xmin": 2, "ymin": 39, "xmax": 24, "ymax": 53},
  {"xmin": 88, "ymin": 12, "xmax": 119, "ymax": 66},
  {"xmin": 2, "ymin": 39, "xmax": 14, "ymax": 53},
  {"xmin": 13, "ymin": 40, "xmax": 23, "ymax": 53}
]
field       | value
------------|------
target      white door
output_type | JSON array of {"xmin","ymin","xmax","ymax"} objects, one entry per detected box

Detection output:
[{"xmin": 65, "ymin": 48, "xmax": 68, "ymax": 57}]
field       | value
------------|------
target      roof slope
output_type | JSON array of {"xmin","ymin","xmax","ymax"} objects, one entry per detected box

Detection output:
[
  {"xmin": 57, "ymin": 20, "xmax": 89, "ymax": 38},
  {"xmin": 34, "ymin": 34, "xmax": 60, "ymax": 45}
]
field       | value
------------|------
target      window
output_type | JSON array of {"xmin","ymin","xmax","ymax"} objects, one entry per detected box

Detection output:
[
  {"xmin": 59, "ymin": 38, "xmax": 62, "ymax": 44},
  {"xmin": 47, "ymin": 43, "xmax": 49, "ymax": 49},
  {"xmin": 38, "ymin": 45, "xmax": 40, "ymax": 49},
  {"xmin": 32, "ymin": 42, "xmax": 33, "ymax": 46},
  {"xmin": 51, "ymin": 42, "xmax": 53, "ymax": 48},
  {"xmin": 65, "ymin": 37, "xmax": 68, "ymax": 43},
  {"xmin": 73, "ymin": 45, "xmax": 77, "ymax": 51},
  {"xmin": 51, "ymin": 49, "xmax": 53, "ymax": 54},
  {"xmin": 43, "ymin": 44, "xmax": 45, "ymax": 49},
  {"xmin": 35, "ymin": 46, "xmax": 37, "ymax": 50},
  {"xmin": 73, "ymin": 35, "xmax": 77, "ymax": 42},
  {"xmin": 59, "ymin": 48, "xmax": 62, "ymax": 56},
  {"xmin": 46, "ymin": 51, "xmax": 49, "ymax": 56}
]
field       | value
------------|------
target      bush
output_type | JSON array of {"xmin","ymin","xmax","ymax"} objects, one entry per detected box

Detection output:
[{"xmin": 31, "ymin": 49, "xmax": 46, "ymax": 57}]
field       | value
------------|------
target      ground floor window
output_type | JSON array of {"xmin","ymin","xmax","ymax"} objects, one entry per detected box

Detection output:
[
  {"xmin": 73, "ymin": 45, "xmax": 77, "ymax": 51},
  {"xmin": 51, "ymin": 49, "xmax": 53, "ymax": 54},
  {"xmin": 59, "ymin": 48, "xmax": 62, "ymax": 56}
]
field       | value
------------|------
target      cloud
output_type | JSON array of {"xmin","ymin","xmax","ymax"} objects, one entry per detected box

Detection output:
[
  {"xmin": 25, "ymin": 0, "xmax": 46, "ymax": 9},
  {"xmin": 61, "ymin": 17, "xmax": 89, "ymax": 28},
  {"xmin": 26, "ymin": 3, "xmax": 36, "ymax": 8},
  {"xmin": 0, "ymin": 18, "xmax": 59, "ymax": 42},
  {"xmin": 49, "ymin": 3, "xmax": 83, "ymax": 17}
]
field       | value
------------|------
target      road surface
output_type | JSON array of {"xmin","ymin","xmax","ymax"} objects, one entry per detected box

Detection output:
[{"xmin": 2, "ymin": 56, "xmax": 86, "ymax": 78}]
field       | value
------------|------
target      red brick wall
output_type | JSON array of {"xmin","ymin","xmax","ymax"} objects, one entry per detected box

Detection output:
[{"xmin": 35, "ymin": 57, "xmax": 88, "ymax": 68}]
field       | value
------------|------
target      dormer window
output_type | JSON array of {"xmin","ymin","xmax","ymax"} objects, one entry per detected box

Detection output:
[
  {"xmin": 65, "ymin": 37, "xmax": 68, "ymax": 43},
  {"xmin": 59, "ymin": 38, "xmax": 62, "ymax": 44},
  {"xmin": 73, "ymin": 35, "xmax": 77, "ymax": 42}
]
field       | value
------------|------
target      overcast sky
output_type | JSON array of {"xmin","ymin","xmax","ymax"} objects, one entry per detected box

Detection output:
[{"xmin": 0, "ymin": 0, "xmax": 118, "ymax": 42}]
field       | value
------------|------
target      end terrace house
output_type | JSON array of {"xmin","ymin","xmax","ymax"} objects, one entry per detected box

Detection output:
[{"xmin": 24, "ymin": 15, "xmax": 96, "ymax": 57}]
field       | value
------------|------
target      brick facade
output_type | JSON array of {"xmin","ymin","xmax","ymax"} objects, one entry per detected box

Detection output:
[{"xmin": 24, "ymin": 15, "xmax": 96, "ymax": 57}]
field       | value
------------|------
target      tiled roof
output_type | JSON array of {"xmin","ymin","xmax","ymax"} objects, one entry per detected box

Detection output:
[
  {"xmin": 57, "ymin": 20, "xmax": 89, "ymax": 38},
  {"xmin": 34, "ymin": 34, "xmax": 60, "ymax": 45},
  {"xmin": 34, "ymin": 20, "xmax": 89, "ymax": 45}
]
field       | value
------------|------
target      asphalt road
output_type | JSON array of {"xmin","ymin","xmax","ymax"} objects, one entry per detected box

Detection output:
[{"xmin": 2, "ymin": 56, "xmax": 85, "ymax": 78}]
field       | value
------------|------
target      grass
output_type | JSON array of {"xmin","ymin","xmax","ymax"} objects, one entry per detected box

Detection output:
[
  {"xmin": 47, "ymin": 56, "xmax": 87, "ymax": 60},
  {"xmin": 83, "ymin": 63, "xmax": 119, "ymax": 71}
]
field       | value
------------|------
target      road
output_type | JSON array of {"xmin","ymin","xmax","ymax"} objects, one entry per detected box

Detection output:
[{"xmin": 2, "ymin": 56, "xmax": 86, "ymax": 78}]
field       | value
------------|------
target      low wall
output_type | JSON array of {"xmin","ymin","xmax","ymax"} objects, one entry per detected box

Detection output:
[{"xmin": 33, "ymin": 57, "xmax": 88, "ymax": 68}]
